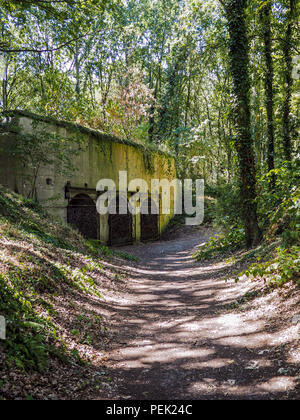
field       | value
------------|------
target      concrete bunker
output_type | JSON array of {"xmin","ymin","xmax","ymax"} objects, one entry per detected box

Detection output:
[{"xmin": 0, "ymin": 110, "xmax": 178, "ymax": 245}]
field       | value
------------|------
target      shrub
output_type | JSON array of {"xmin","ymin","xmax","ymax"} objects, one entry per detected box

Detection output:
[
  {"xmin": 0, "ymin": 273, "xmax": 60, "ymax": 372},
  {"xmin": 240, "ymin": 246, "xmax": 300, "ymax": 287},
  {"xmin": 256, "ymin": 159, "xmax": 300, "ymax": 237},
  {"xmin": 194, "ymin": 227, "xmax": 245, "ymax": 261},
  {"xmin": 205, "ymin": 181, "xmax": 242, "ymax": 230}
]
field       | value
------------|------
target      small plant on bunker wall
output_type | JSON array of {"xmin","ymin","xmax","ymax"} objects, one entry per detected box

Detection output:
[{"xmin": 6, "ymin": 123, "xmax": 85, "ymax": 200}]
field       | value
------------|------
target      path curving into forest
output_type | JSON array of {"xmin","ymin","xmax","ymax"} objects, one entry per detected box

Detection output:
[{"xmin": 101, "ymin": 227, "xmax": 299, "ymax": 400}]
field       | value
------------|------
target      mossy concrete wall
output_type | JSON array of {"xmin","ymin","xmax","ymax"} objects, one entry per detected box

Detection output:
[{"xmin": 0, "ymin": 111, "xmax": 177, "ymax": 244}]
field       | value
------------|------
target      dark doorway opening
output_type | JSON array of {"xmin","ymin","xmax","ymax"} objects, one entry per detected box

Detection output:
[
  {"xmin": 67, "ymin": 194, "xmax": 99, "ymax": 239},
  {"xmin": 141, "ymin": 198, "xmax": 159, "ymax": 242},
  {"xmin": 109, "ymin": 195, "xmax": 133, "ymax": 246}
]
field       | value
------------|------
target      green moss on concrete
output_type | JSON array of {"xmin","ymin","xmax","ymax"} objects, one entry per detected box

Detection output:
[
  {"xmin": 3, "ymin": 110, "xmax": 174, "ymax": 159},
  {"xmin": 0, "ymin": 110, "xmax": 178, "ymax": 241}
]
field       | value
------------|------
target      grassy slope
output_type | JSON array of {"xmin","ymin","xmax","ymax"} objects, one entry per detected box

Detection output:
[{"xmin": 0, "ymin": 186, "xmax": 133, "ymax": 399}]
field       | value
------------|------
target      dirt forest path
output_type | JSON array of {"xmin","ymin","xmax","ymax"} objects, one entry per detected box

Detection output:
[{"xmin": 101, "ymin": 227, "xmax": 299, "ymax": 400}]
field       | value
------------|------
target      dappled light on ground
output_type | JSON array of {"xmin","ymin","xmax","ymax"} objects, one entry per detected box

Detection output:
[{"xmin": 98, "ymin": 229, "xmax": 300, "ymax": 400}]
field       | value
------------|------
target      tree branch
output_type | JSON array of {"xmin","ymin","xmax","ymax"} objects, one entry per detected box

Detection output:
[
  {"xmin": 273, "ymin": 38, "xmax": 300, "ymax": 55},
  {"xmin": 0, "ymin": 30, "xmax": 96, "ymax": 54},
  {"xmin": 15, "ymin": 0, "xmax": 76, "ymax": 4}
]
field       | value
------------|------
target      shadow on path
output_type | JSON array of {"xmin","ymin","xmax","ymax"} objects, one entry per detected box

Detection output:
[{"xmin": 100, "ymin": 228, "xmax": 299, "ymax": 400}]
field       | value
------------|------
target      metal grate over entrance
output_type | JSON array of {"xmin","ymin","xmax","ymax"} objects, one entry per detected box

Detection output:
[
  {"xmin": 109, "ymin": 195, "xmax": 133, "ymax": 246},
  {"xmin": 141, "ymin": 198, "xmax": 159, "ymax": 242},
  {"xmin": 67, "ymin": 194, "xmax": 99, "ymax": 240}
]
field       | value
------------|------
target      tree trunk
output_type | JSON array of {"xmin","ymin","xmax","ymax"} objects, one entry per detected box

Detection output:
[
  {"xmin": 75, "ymin": 41, "xmax": 81, "ymax": 100},
  {"xmin": 282, "ymin": 0, "xmax": 295, "ymax": 162},
  {"xmin": 149, "ymin": 32, "xmax": 166, "ymax": 143},
  {"xmin": 227, "ymin": 126, "xmax": 233, "ymax": 181},
  {"xmin": 261, "ymin": 1, "xmax": 276, "ymax": 189},
  {"xmin": 225, "ymin": 0, "xmax": 261, "ymax": 247},
  {"xmin": 185, "ymin": 66, "xmax": 192, "ymax": 128},
  {"xmin": 148, "ymin": 64, "xmax": 157, "ymax": 143},
  {"xmin": 2, "ymin": 59, "xmax": 8, "ymax": 111}
]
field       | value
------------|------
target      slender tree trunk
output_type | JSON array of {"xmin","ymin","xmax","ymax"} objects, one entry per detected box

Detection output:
[
  {"xmin": 149, "ymin": 32, "xmax": 167, "ymax": 143},
  {"xmin": 75, "ymin": 41, "xmax": 81, "ymax": 101},
  {"xmin": 185, "ymin": 66, "xmax": 192, "ymax": 128},
  {"xmin": 101, "ymin": 67, "xmax": 113, "ymax": 126},
  {"xmin": 202, "ymin": 92, "xmax": 213, "ymax": 137},
  {"xmin": 227, "ymin": 126, "xmax": 233, "ymax": 181},
  {"xmin": 261, "ymin": 1, "xmax": 276, "ymax": 189},
  {"xmin": 225, "ymin": 0, "xmax": 261, "ymax": 247},
  {"xmin": 1, "ymin": 23, "xmax": 7, "ymax": 110},
  {"xmin": 148, "ymin": 64, "xmax": 157, "ymax": 143},
  {"xmin": 217, "ymin": 108, "xmax": 224, "ymax": 182},
  {"xmin": 148, "ymin": 101, "xmax": 156, "ymax": 143},
  {"xmin": 2, "ymin": 59, "xmax": 8, "ymax": 111},
  {"xmin": 282, "ymin": 0, "xmax": 295, "ymax": 162}
]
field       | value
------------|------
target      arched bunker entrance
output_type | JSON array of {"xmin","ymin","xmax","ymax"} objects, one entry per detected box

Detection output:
[
  {"xmin": 141, "ymin": 198, "xmax": 159, "ymax": 242},
  {"xmin": 67, "ymin": 193, "xmax": 99, "ymax": 240},
  {"xmin": 109, "ymin": 195, "xmax": 133, "ymax": 246}
]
